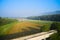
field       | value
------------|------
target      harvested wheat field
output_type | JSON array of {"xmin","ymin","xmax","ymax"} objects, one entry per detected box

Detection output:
[{"xmin": 5, "ymin": 21, "xmax": 41, "ymax": 35}]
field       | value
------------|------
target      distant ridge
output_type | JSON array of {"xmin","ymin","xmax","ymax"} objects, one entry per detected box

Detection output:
[{"xmin": 27, "ymin": 11, "xmax": 60, "ymax": 21}]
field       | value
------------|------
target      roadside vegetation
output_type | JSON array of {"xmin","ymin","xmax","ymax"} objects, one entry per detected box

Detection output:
[{"xmin": 48, "ymin": 22, "xmax": 60, "ymax": 40}]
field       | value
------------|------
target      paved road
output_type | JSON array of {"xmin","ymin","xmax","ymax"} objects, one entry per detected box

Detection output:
[{"xmin": 11, "ymin": 30, "xmax": 57, "ymax": 40}]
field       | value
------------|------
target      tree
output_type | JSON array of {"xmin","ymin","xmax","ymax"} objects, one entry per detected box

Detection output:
[
  {"xmin": 40, "ymin": 25, "xmax": 50, "ymax": 32},
  {"xmin": 49, "ymin": 22, "xmax": 60, "ymax": 40}
]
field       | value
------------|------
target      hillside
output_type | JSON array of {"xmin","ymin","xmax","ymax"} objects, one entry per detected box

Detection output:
[{"xmin": 27, "ymin": 11, "xmax": 60, "ymax": 21}]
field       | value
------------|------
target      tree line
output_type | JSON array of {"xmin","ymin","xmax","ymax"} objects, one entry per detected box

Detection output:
[
  {"xmin": 27, "ymin": 14, "xmax": 60, "ymax": 21},
  {"xmin": 0, "ymin": 17, "xmax": 17, "ymax": 26}
]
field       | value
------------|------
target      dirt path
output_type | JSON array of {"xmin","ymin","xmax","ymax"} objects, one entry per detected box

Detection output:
[{"xmin": 11, "ymin": 30, "xmax": 57, "ymax": 40}]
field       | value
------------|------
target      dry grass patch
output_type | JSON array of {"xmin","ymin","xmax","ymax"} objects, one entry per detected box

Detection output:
[{"xmin": 7, "ymin": 21, "xmax": 41, "ymax": 34}]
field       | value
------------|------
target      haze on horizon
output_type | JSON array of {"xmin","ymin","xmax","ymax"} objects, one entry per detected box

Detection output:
[{"xmin": 0, "ymin": 0, "xmax": 60, "ymax": 17}]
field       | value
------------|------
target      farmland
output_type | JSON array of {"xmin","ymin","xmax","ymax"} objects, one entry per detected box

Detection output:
[
  {"xmin": 0, "ymin": 18, "xmax": 60, "ymax": 40},
  {"xmin": 0, "ymin": 18, "xmax": 54, "ymax": 39}
]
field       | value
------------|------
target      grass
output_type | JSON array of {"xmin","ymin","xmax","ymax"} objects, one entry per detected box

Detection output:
[
  {"xmin": 2, "ymin": 21, "xmax": 41, "ymax": 35},
  {"xmin": 0, "ymin": 20, "xmax": 54, "ymax": 39},
  {"xmin": 28, "ymin": 20, "xmax": 53, "ymax": 26},
  {"xmin": 0, "ymin": 20, "xmax": 53, "ymax": 35},
  {"xmin": 0, "ymin": 22, "xmax": 17, "ymax": 36}
]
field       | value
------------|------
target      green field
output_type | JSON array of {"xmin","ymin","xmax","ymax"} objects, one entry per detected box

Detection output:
[
  {"xmin": 0, "ymin": 22, "xmax": 17, "ymax": 35},
  {"xmin": 0, "ymin": 19, "xmax": 60, "ymax": 40},
  {"xmin": 0, "ymin": 20, "xmax": 53, "ymax": 36}
]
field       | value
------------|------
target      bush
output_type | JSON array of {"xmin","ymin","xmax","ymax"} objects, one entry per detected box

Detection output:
[
  {"xmin": 49, "ymin": 22, "xmax": 60, "ymax": 40},
  {"xmin": 50, "ymin": 22, "xmax": 60, "ymax": 32},
  {"xmin": 40, "ymin": 25, "xmax": 50, "ymax": 32},
  {"xmin": 49, "ymin": 33, "xmax": 60, "ymax": 40}
]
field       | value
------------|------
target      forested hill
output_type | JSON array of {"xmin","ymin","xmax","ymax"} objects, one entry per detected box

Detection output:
[{"xmin": 27, "ymin": 11, "xmax": 60, "ymax": 21}]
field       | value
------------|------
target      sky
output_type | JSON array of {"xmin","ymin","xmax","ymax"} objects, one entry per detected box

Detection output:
[{"xmin": 0, "ymin": 0, "xmax": 60, "ymax": 17}]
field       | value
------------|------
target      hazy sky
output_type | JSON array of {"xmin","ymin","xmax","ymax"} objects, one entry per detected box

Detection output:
[{"xmin": 0, "ymin": 0, "xmax": 60, "ymax": 17}]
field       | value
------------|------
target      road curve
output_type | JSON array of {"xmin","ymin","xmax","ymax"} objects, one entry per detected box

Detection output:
[{"xmin": 11, "ymin": 30, "xmax": 57, "ymax": 40}]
